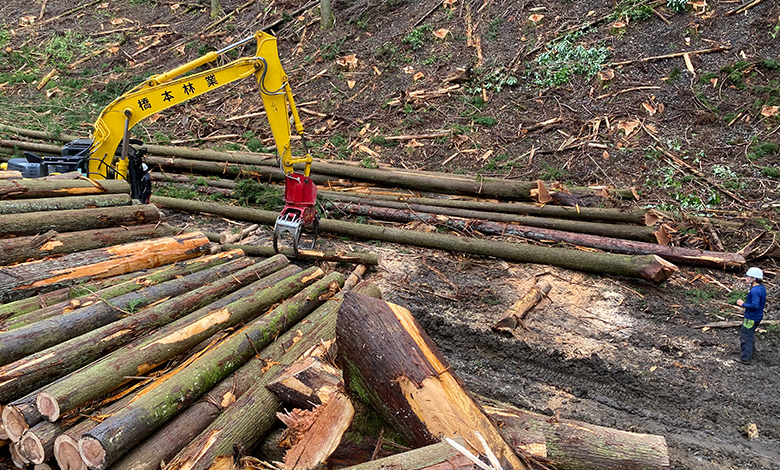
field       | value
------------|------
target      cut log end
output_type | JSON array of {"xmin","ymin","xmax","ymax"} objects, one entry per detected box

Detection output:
[
  {"xmin": 10, "ymin": 441, "xmax": 30, "ymax": 468},
  {"xmin": 20, "ymin": 430, "xmax": 45, "ymax": 464},
  {"xmin": 78, "ymin": 436, "xmax": 106, "ymax": 470},
  {"xmin": 642, "ymin": 256, "xmax": 678, "ymax": 284},
  {"xmin": 55, "ymin": 434, "xmax": 87, "ymax": 470},
  {"xmin": 2, "ymin": 405, "xmax": 29, "ymax": 442},
  {"xmin": 36, "ymin": 392, "xmax": 60, "ymax": 422}
]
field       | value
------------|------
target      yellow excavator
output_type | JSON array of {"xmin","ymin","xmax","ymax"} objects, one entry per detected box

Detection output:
[{"xmin": 8, "ymin": 31, "xmax": 319, "ymax": 255}]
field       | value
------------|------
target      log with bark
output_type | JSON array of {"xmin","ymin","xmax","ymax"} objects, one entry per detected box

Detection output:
[
  {"xmin": 34, "ymin": 264, "xmax": 311, "ymax": 424},
  {"xmin": 327, "ymin": 202, "xmax": 744, "ymax": 269},
  {"xmin": 337, "ymin": 292, "xmax": 529, "ymax": 470},
  {"xmin": 0, "ymin": 178, "xmax": 130, "ymax": 199},
  {"xmin": 0, "ymin": 203, "xmax": 160, "ymax": 238},
  {"xmin": 161, "ymin": 281, "xmax": 382, "ymax": 470},
  {"xmin": 78, "ymin": 270, "xmax": 336, "ymax": 470},
  {"xmin": 0, "ymin": 255, "xmax": 286, "ymax": 404},
  {"xmin": 339, "ymin": 440, "xmax": 473, "ymax": 470},
  {"xmin": 0, "ymin": 170, "xmax": 23, "ymax": 180},
  {"xmin": 0, "ymin": 231, "xmax": 210, "ymax": 304},
  {"xmin": 219, "ymin": 223, "xmax": 258, "ymax": 244},
  {"xmin": 2, "ymin": 395, "xmax": 40, "ymax": 442},
  {"xmin": 153, "ymin": 197, "xmax": 677, "ymax": 283},
  {"xmin": 0, "ymin": 223, "xmax": 177, "ymax": 266},
  {"xmin": 326, "ymin": 200, "xmax": 662, "ymax": 242},
  {"xmin": 1, "ymin": 248, "xmax": 244, "ymax": 332},
  {"xmin": 0, "ymin": 245, "xmax": 238, "ymax": 367},
  {"xmin": 0, "ymin": 193, "xmax": 132, "ymax": 215},
  {"xmin": 19, "ymin": 419, "xmax": 63, "ymax": 464},
  {"xmin": 479, "ymin": 396, "xmax": 670, "ymax": 470},
  {"xmin": 492, "ymin": 282, "xmax": 552, "ymax": 332}
]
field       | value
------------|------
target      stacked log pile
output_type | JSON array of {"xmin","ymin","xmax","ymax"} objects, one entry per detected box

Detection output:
[{"xmin": 0, "ymin": 126, "xmax": 748, "ymax": 285}]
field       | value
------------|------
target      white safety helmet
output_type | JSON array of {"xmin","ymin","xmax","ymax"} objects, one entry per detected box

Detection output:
[
  {"xmin": 142, "ymin": 163, "xmax": 149, "ymax": 172},
  {"xmin": 746, "ymin": 267, "xmax": 763, "ymax": 279}
]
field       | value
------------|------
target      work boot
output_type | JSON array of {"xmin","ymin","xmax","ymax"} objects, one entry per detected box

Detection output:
[{"xmin": 736, "ymin": 358, "xmax": 752, "ymax": 365}]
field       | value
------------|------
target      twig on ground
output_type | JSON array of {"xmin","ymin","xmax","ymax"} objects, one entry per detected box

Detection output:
[
  {"xmin": 726, "ymin": 0, "xmax": 767, "ymax": 16},
  {"xmin": 610, "ymin": 46, "xmax": 731, "ymax": 67}
]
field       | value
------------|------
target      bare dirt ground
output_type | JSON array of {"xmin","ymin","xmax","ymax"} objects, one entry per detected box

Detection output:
[{"xmin": 1, "ymin": 0, "xmax": 780, "ymax": 469}]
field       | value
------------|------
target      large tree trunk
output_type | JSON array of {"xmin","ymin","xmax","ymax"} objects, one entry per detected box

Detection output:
[
  {"xmin": 152, "ymin": 197, "xmax": 677, "ymax": 283},
  {"xmin": 326, "ymin": 200, "xmax": 661, "ymax": 242},
  {"xmin": 0, "ymin": 223, "xmax": 177, "ymax": 266},
  {"xmin": 329, "ymin": 203, "xmax": 743, "ymax": 269},
  {"xmin": 0, "ymin": 204, "xmax": 160, "ymax": 237},
  {"xmin": 78, "ymin": 270, "xmax": 336, "ymax": 470},
  {"xmin": 0, "ymin": 178, "xmax": 130, "ymax": 199},
  {"xmin": 0, "ymin": 193, "xmax": 131, "ymax": 214},
  {"xmin": 0, "ymin": 245, "xmax": 233, "ymax": 367},
  {"xmin": 162, "ymin": 281, "xmax": 382, "ymax": 470},
  {"xmin": 2, "ymin": 248, "xmax": 244, "ymax": 331},
  {"xmin": 479, "ymin": 397, "xmax": 670, "ymax": 470},
  {"xmin": 0, "ymin": 256, "xmax": 286, "ymax": 404},
  {"xmin": 35, "ymin": 266, "xmax": 317, "ymax": 424},
  {"xmin": 0, "ymin": 231, "xmax": 210, "ymax": 303},
  {"xmin": 2, "ymin": 395, "xmax": 40, "ymax": 442},
  {"xmin": 19, "ymin": 420, "xmax": 63, "ymax": 464},
  {"xmin": 337, "ymin": 292, "xmax": 529, "ymax": 470}
]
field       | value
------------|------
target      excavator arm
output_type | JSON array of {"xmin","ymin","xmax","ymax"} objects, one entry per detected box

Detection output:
[{"xmin": 87, "ymin": 31, "xmax": 311, "ymax": 180}]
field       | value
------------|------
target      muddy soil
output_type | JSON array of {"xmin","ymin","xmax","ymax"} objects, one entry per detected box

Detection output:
[{"xmin": 1, "ymin": 0, "xmax": 779, "ymax": 469}]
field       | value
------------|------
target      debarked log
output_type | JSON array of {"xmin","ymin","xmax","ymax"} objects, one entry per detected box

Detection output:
[
  {"xmin": 0, "ymin": 223, "xmax": 176, "ymax": 266},
  {"xmin": 162, "ymin": 281, "xmax": 382, "ymax": 470},
  {"xmin": 0, "ymin": 231, "xmax": 210, "ymax": 304},
  {"xmin": 479, "ymin": 396, "xmax": 670, "ymax": 470},
  {"xmin": 78, "ymin": 270, "xmax": 335, "ymax": 470},
  {"xmin": 152, "ymin": 197, "xmax": 677, "ymax": 283},
  {"xmin": 325, "ymin": 200, "xmax": 661, "ymax": 243},
  {"xmin": 0, "ymin": 203, "xmax": 160, "ymax": 238},
  {"xmin": 0, "ymin": 193, "xmax": 132, "ymax": 215},
  {"xmin": 0, "ymin": 178, "xmax": 130, "ymax": 199},
  {"xmin": 1, "ymin": 248, "xmax": 244, "ymax": 331},
  {"xmin": 0, "ymin": 243, "xmax": 232, "ymax": 368},
  {"xmin": 337, "ymin": 292, "xmax": 529, "ymax": 470},
  {"xmin": 35, "ymin": 264, "xmax": 311, "ymax": 423},
  {"xmin": 0, "ymin": 256, "xmax": 285, "ymax": 404}
]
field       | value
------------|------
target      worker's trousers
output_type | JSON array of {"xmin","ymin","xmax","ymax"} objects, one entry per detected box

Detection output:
[{"xmin": 740, "ymin": 318, "xmax": 761, "ymax": 361}]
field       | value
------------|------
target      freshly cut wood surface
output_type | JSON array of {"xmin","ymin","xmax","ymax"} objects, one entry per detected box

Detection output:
[
  {"xmin": 0, "ymin": 231, "xmax": 210, "ymax": 303},
  {"xmin": 337, "ymin": 292, "xmax": 529, "ymax": 470}
]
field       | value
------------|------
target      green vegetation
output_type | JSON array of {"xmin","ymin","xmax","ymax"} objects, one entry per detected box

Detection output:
[
  {"xmin": 466, "ymin": 67, "xmax": 518, "ymax": 94},
  {"xmin": 667, "ymin": 0, "xmax": 688, "ymax": 12},
  {"xmin": 762, "ymin": 166, "xmax": 780, "ymax": 178},
  {"xmin": 538, "ymin": 163, "xmax": 567, "ymax": 180},
  {"xmin": 369, "ymin": 136, "xmax": 399, "ymax": 147},
  {"xmin": 321, "ymin": 38, "xmax": 346, "ymax": 60},
  {"xmin": 403, "ymin": 24, "xmax": 432, "ymax": 51},
  {"xmin": 153, "ymin": 185, "xmax": 200, "ymax": 200},
  {"xmin": 748, "ymin": 142, "xmax": 779, "ymax": 161},
  {"xmin": 531, "ymin": 32, "xmax": 610, "ymax": 87},
  {"xmin": 471, "ymin": 115, "xmax": 497, "ymax": 126},
  {"xmin": 233, "ymin": 180, "xmax": 283, "ymax": 209},
  {"xmin": 242, "ymin": 131, "xmax": 268, "ymax": 153}
]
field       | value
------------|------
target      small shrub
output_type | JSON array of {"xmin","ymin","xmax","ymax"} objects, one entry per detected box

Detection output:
[
  {"xmin": 667, "ymin": 0, "xmax": 688, "ymax": 12},
  {"xmin": 403, "ymin": 24, "xmax": 432, "ymax": 51},
  {"xmin": 762, "ymin": 166, "xmax": 780, "ymax": 178},
  {"xmin": 531, "ymin": 34, "xmax": 610, "ymax": 87}
]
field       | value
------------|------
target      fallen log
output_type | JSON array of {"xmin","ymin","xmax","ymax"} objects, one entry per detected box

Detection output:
[
  {"xmin": 0, "ymin": 178, "xmax": 130, "ymax": 199},
  {"xmin": 0, "ymin": 231, "xmax": 210, "ymax": 304},
  {"xmin": 78, "ymin": 269, "xmax": 334, "ymax": 470},
  {"xmin": 322, "ymin": 191, "xmax": 659, "ymax": 225},
  {"xmin": 328, "ymin": 202, "xmax": 744, "ymax": 270},
  {"xmin": 151, "ymin": 172, "xmax": 239, "ymax": 189},
  {"xmin": 337, "ymin": 292, "xmax": 529, "ymax": 470},
  {"xmin": 0, "ymin": 223, "xmax": 177, "ymax": 266},
  {"xmin": 0, "ymin": 256, "xmax": 284, "ymax": 404},
  {"xmin": 0, "ymin": 203, "xmax": 160, "ymax": 238},
  {"xmin": 0, "ymin": 240, "xmax": 228, "ymax": 367},
  {"xmin": 19, "ymin": 420, "xmax": 63, "ymax": 464},
  {"xmin": 492, "ymin": 282, "xmax": 552, "ymax": 332},
  {"xmin": 0, "ymin": 288, "xmax": 72, "ymax": 326},
  {"xmin": 479, "ymin": 396, "xmax": 670, "ymax": 470},
  {"xmin": 327, "ymin": 201, "xmax": 662, "ymax": 243},
  {"xmin": 2, "ymin": 248, "xmax": 244, "ymax": 331},
  {"xmin": 0, "ymin": 170, "xmax": 23, "ymax": 180},
  {"xmin": 162, "ymin": 281, "xmax": 382, "ymax": 470},
  {"xmin": 36, "ymin": 265, "xmax": 314, "ymax": 423},
  {"xmin": 2, "ymin": 395, "xmax": 40, "ymax": 442},
  {"xmin": 220, "ymin": 223, "xmax": 258, "ymax": 244},
  {"xmin": 339, "ymin": 440, "xmax": 471, "ymax": 470},
  {"xmin": 0, "ymin": 193, "xmax": 132, "ymax": 215},
  {"xmin": 153, "ymin": 197, "xmax": 677, "ymax": 283},
  {"xmin": 267, "ymin": 356, "xmax": 343, "ymax": 409}
]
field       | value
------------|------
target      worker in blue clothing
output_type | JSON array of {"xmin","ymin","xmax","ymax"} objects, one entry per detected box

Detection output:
[{"xmin": 735, "ymin": 267, "xmax": 767, "ymax": 365}]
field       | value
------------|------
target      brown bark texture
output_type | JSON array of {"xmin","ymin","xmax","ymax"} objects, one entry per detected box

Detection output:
[
  {"xmin": 162, "ymin": 281, "xmax": 381, "ymax": 470},
  {"xmin": 340, "ymin": 440, "xmax": 473, "ymax": 470},
  {"xmin": 0, "ymin": 193, "xmax": 131, "ymax": 215},
  {"xmin": 0, "ymin": 179, "xmax": 130, "ymax": 199},
  {"xmin": 337, "ymin": 292, "xmax": 529, "ymax": 470},
  {"xmin": 492, "ymin": 282, "xmax": 552, "ymax": 332},
  {"xmin": 0, "ymin": 204, "xmax": 160, "ymax": 237},
  {"xmin": 0, "ymin": 231, "xmax": 210, "ymax": 303},
  {"xmin": 0, "ymin": 223, "xmax": 176, "ymax": 266},
  {"xmin": 153, "ymin": 197, "xmax": 677, "ymax": 283}
]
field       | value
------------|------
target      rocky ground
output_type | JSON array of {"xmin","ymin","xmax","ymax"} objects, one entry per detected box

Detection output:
[{"xmin": 1, "ymin": 0, "xmax": 780, "ymax": 468}]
